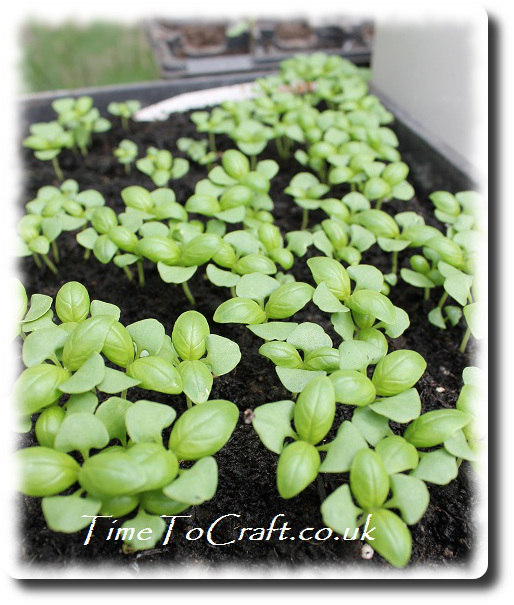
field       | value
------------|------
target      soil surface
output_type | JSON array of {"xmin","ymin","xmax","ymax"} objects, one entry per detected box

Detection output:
[{"xmin": 17, "ymin": 101, "xmax": 479, "ymax": 575}]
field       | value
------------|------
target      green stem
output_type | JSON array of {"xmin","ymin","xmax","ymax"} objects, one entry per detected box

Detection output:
[
  {"xmin": 32, "ymin": 253, "xmax": 42, "ymax": 269},
  {"xmin": 51, "ymin": 240, "xmax": 60, "ymax": 263},
  {"xmin": 124, "ymin": 163, "xmax": 130, "ymax": 176},
  {"xmin": 459, "ymin": 325, "xmax": 472, "ymax": 353},
  {"xmin": 208, "ymin": 131, "xmax": 217, "ymax": 153},
  {"xmin": 376, "ymin": 198, "xmax": 383, "ymax": 211},
  {"xmin": 182, "ymin": 281, "xmax": 196, "ymax": 306},
  {"xmin": 121, "ymin": 265, "xmax": 133, "ymax": 282},
  {"xmin": 391, "ymin": 250, "xmax": 399, "ymax": 275},
  {"xmin": 121, "ymin": 116, "xmax": 129, "ymax": 132},
  {"xmin": 438, "ymin": 291, "xmax": 449, "ymax": 309},
  {"xmin": 52, "ymin": 156, "xmax": 63, "ymax": 181},
  {"xmin": 121, "ymin": 389, "xmax": 127, "ymax": 400},
  {"xmin": 84, "ymin": 249, "xmax": 91, "ymax": 261},
  {"xmin": 42, "ymin": 254, "xmax": 58, "ymax": 274},
  {"xmin": 230, "ymin": 286, "xmax": 237, "ymax": 298},
  {"xmin": 250, "ymin": 155, "xmax": 257, "ymax": 170},
  {"xmin": 137, "ymin": 261, "xmax": 145, "ymax": 288},
  {"xmin": 186, "ymin": 396, "xmax": 193, "ymax": 409},
  {"xmin": 424, "ymin": 287, "xmax": 430, "ymax": 301},
  {"xmin": 301, "ymin": 208, "xmax": 309, "ymax": 230}
]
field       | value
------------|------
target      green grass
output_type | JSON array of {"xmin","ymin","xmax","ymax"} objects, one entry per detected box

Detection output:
[{"xmin": 20, "ymin": 21, "xmax": 161, "ymax": 93}]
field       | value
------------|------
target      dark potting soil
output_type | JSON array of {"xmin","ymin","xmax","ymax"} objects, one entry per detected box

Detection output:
[{"xmin": 16, "ymin": 105, "xmax": 479, "ymax": 574}]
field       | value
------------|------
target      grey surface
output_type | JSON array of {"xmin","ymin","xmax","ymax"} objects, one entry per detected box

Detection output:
[{"xmin": 371, "ymin": 19, "xmax": 482, "ymax": 181}]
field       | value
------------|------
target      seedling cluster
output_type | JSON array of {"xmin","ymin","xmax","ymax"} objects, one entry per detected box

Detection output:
[{"xmin": 15, "ymin": 51, "xmax": 486, "ymax": 567}]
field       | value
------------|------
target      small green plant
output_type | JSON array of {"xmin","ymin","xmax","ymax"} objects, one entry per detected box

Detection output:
[
  {"xmin": 107, "ymin": 100, "xmax": 142, "ymax": 131},
  {"xmin": 23, "ymin": 122, "xmax": 74, "ymax": 180},
  {"xmin": 14, "ymin": 282, "xmax": 240, "ymax": 551},
  {"xmin": 177, "ymin": 137, "xmax": 217, "ymax": 168},
  {"xmin": 113, "ymin": 139, "xmax": 138, "ymax": 174},
  {"xmin": 52, "ymin": 96, "xmax": 111, "ymax": 156},
  {"xmin": 136, "ymin": 147, "xmax": 189, "ymax": 187}
]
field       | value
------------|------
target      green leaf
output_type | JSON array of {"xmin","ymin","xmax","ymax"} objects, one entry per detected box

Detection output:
[
  {"xmin": 42, "ymin": 494, "xmax": 102, "ymax": 533},
  {"xmin": 286, "ymin": 322, "xmax": 332, "ymax": 352},
  {"xmin": 350, "ymin": 449, "xmax": 390, "ymax": 509},
  {"xmin": 168, "ymin": 399, "xmax": 238, "ymax": 460},
  {"xmin": 369, "ymin": 388, "xmax": 421, "ymax": 423},
  {"xmin": 411, "ymin": 449, "xmax": 458, "ymax": 485},
  {"xmin": 127, "ymin": 356, "xmax": 182, "ymax": 394},
  {"xmin": 235, "ymin": 273, "xmax": 280, "ymax": 301},
  {"xmin": 444, "ymin": 429, "xmax": 479, "ymax": 462},
  {"xmin": 206, "ymin": 264, "xmax": 240, "ymax": 288},
  {"xmin": 401, "ymin": 268, "xmax": 435, "ymax": 289},
  {"xmin": 22, "ymin": 293, "xmax": 53, "ymax": 323},
  {"xmin": 319, "ymin": 421, "xmax": 368, "ymax": 473},
  {"xmin": 163, "ymin": 457, "xmax": 218, "ymax": 505},
  {"xmin": 66, "ymin": 392, "xmax": 98, "ymax": 415},
  {"xmin": 15, "ymin": 364, "xmax": 70, "ymax": 416},
  {"xmin": 372, "ymin": 350, "xmax": 426, "ymax": 396},
  {"xmin": 331, "ymin": 311, "xmax": 356, "ymax": 340},
  {"xmin": 286, "ymin": 231, "xmax": 313, "ymax": 257},
  {"xmin": 89, "ymin": 299, "xmax": 121, "ymax": 321},
  {"xmin": 346, "ymin": 289, "xmax": 396, "ymax": 324},
  {"xmin": 307, "ymin": 257, "xmax": 351, "ymax": 301},
  {"xmin": 62, "ymin": 315, "xmax": 115, "ymax": 371},
  {"xmin": 276, "ymin": 367, "xmax": 326, "ymax": 394},
  {"xmin": 204, "ymin": 334, "xmax": 241, "ymax": 376},
  {"xmin": 330, "ymin": 369, "xmax": 376, "ymax": 407},
  {"xmin": 463, "ymin": 302, "xmax": 485, "ymax": 339},
  {"xmin": 22, "ymin": 326, "xmax": 69, "ymax": 367},
  {"xmin": 121, "ymin": 509, "xmax": 166, "ymax": 551},
  {"xmin": 17, "ymin": 447, "xmax": 80, "ymax": 497},
  {"xmin": 312, "ymin": 282, "xmax": 346, "ymax": 313},
  {"xmin": 97, "ymin": 368, "xmax": 140, "ymax": 394},
  {"xmin": 381, "ymin": 307, "xmax": 410, "ymax": 339},
  {"xmin": 277, "ymin": 441, "xmax": 320, "ymax": 499},
  {"xmin": 127, "ymin": 318, "xmax": 165, "ymax": 357},
  {"xmin": 79, "ymin": 451, "xmax": 147, "ymax": 498},
  {"xmin": 179, "ymin": 360, "xmax": 213, "ymax": 404},
  {"xmin": 157, "ymin": 263, "xmax": 197, "ymax": 284},
  {"xmin": 339, "ymin": 340, "xmax": 383, "ymax": 372},
  {"xmin": 347, "ymin": 264, "xmax": 384, "ymax": 292},
  {"xmin": 125, "ymin": 400, "xmax": 176, "ymax": 444},
  {"xmin": 213, "ymin": 298, "xmax": 267, "ymax": 325},
  {"xmin": 385, "ymin": 473, "xmax": 429, "ymax": 525},
  {"xmin": 321, "ymin": 484, "xmax": 362, "ymax": 536},
  {"xmin": 294, "ymin": 377, "xmax": 335, "ymax": 445},
  {"xmin": 55, "ymin": 282, "xmax": 90, "ymax": 323},
  {"xmin": 59, "ymin": 352, "xmax": 105, "ymax": 394},
  {"xmin": 252, "ymin": 400, "xmax": 296, "ymax": 454},
  {"xmin": 375, "ymin": 436, "xmax": 419, "ymax": 474},
  {"xmin": 265, "ymin": 282, "xmax": 314, "ymax": 319},
  {"xmin": 404, "ymin": 409, "xmax": 470, "ymax": 448},
  {"xmin": 95, "ymin": 397, "xmax": 133, "ymax": 445},
  {"xmin": 172, "ymin": 310, "xmax": 210, "ymax": 361},
  {"xmin": 35, "ymin": 406, "xmax": 65, "ymax": 448},
  {"xmin": 248, "ymin": 322, "xmax": 298, "ymax": 341},
  {"xmin": 443, "ymin": 272, "xmax": 473, "ymax": 305},
  {"xmin": 259, "ymin": 341, "xmax": 303, "ymax": 369},
  {"xmin": 367, "ymin": 508, "xmax": 412, "ymax": 568},
  {"xmin": 54, "ymin": 412, "xmax": 110, "ymax": 459},
  {"xmin": 125, "ymin": 443, "xmax": 179, "ymax": 491},
  {"xmin": 352, "ymin": 407, "xmax": 393, "ymax": 446}
]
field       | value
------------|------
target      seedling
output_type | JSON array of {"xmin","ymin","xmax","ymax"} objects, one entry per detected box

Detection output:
[
  {"xmin": 114, "ymin": 139, "xmax": 138, "ymax": 174},
  {"xmin": 23, "ymin": 122, "xmax": 73, "ymax": 180},
  {"xmin": 52, "ymin": 96, "xmax": 111, "ymax": 156},
  {"xmin": 136, "ymin": 147, "xmax": 189, "ymax": 187},
  {"xmin": 177, "ymin": 137, "xmax": 217, "ymax": 168},
  {"xmin": 107, "ymin": 100, "xmax": 142, "ymax": 131}
]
